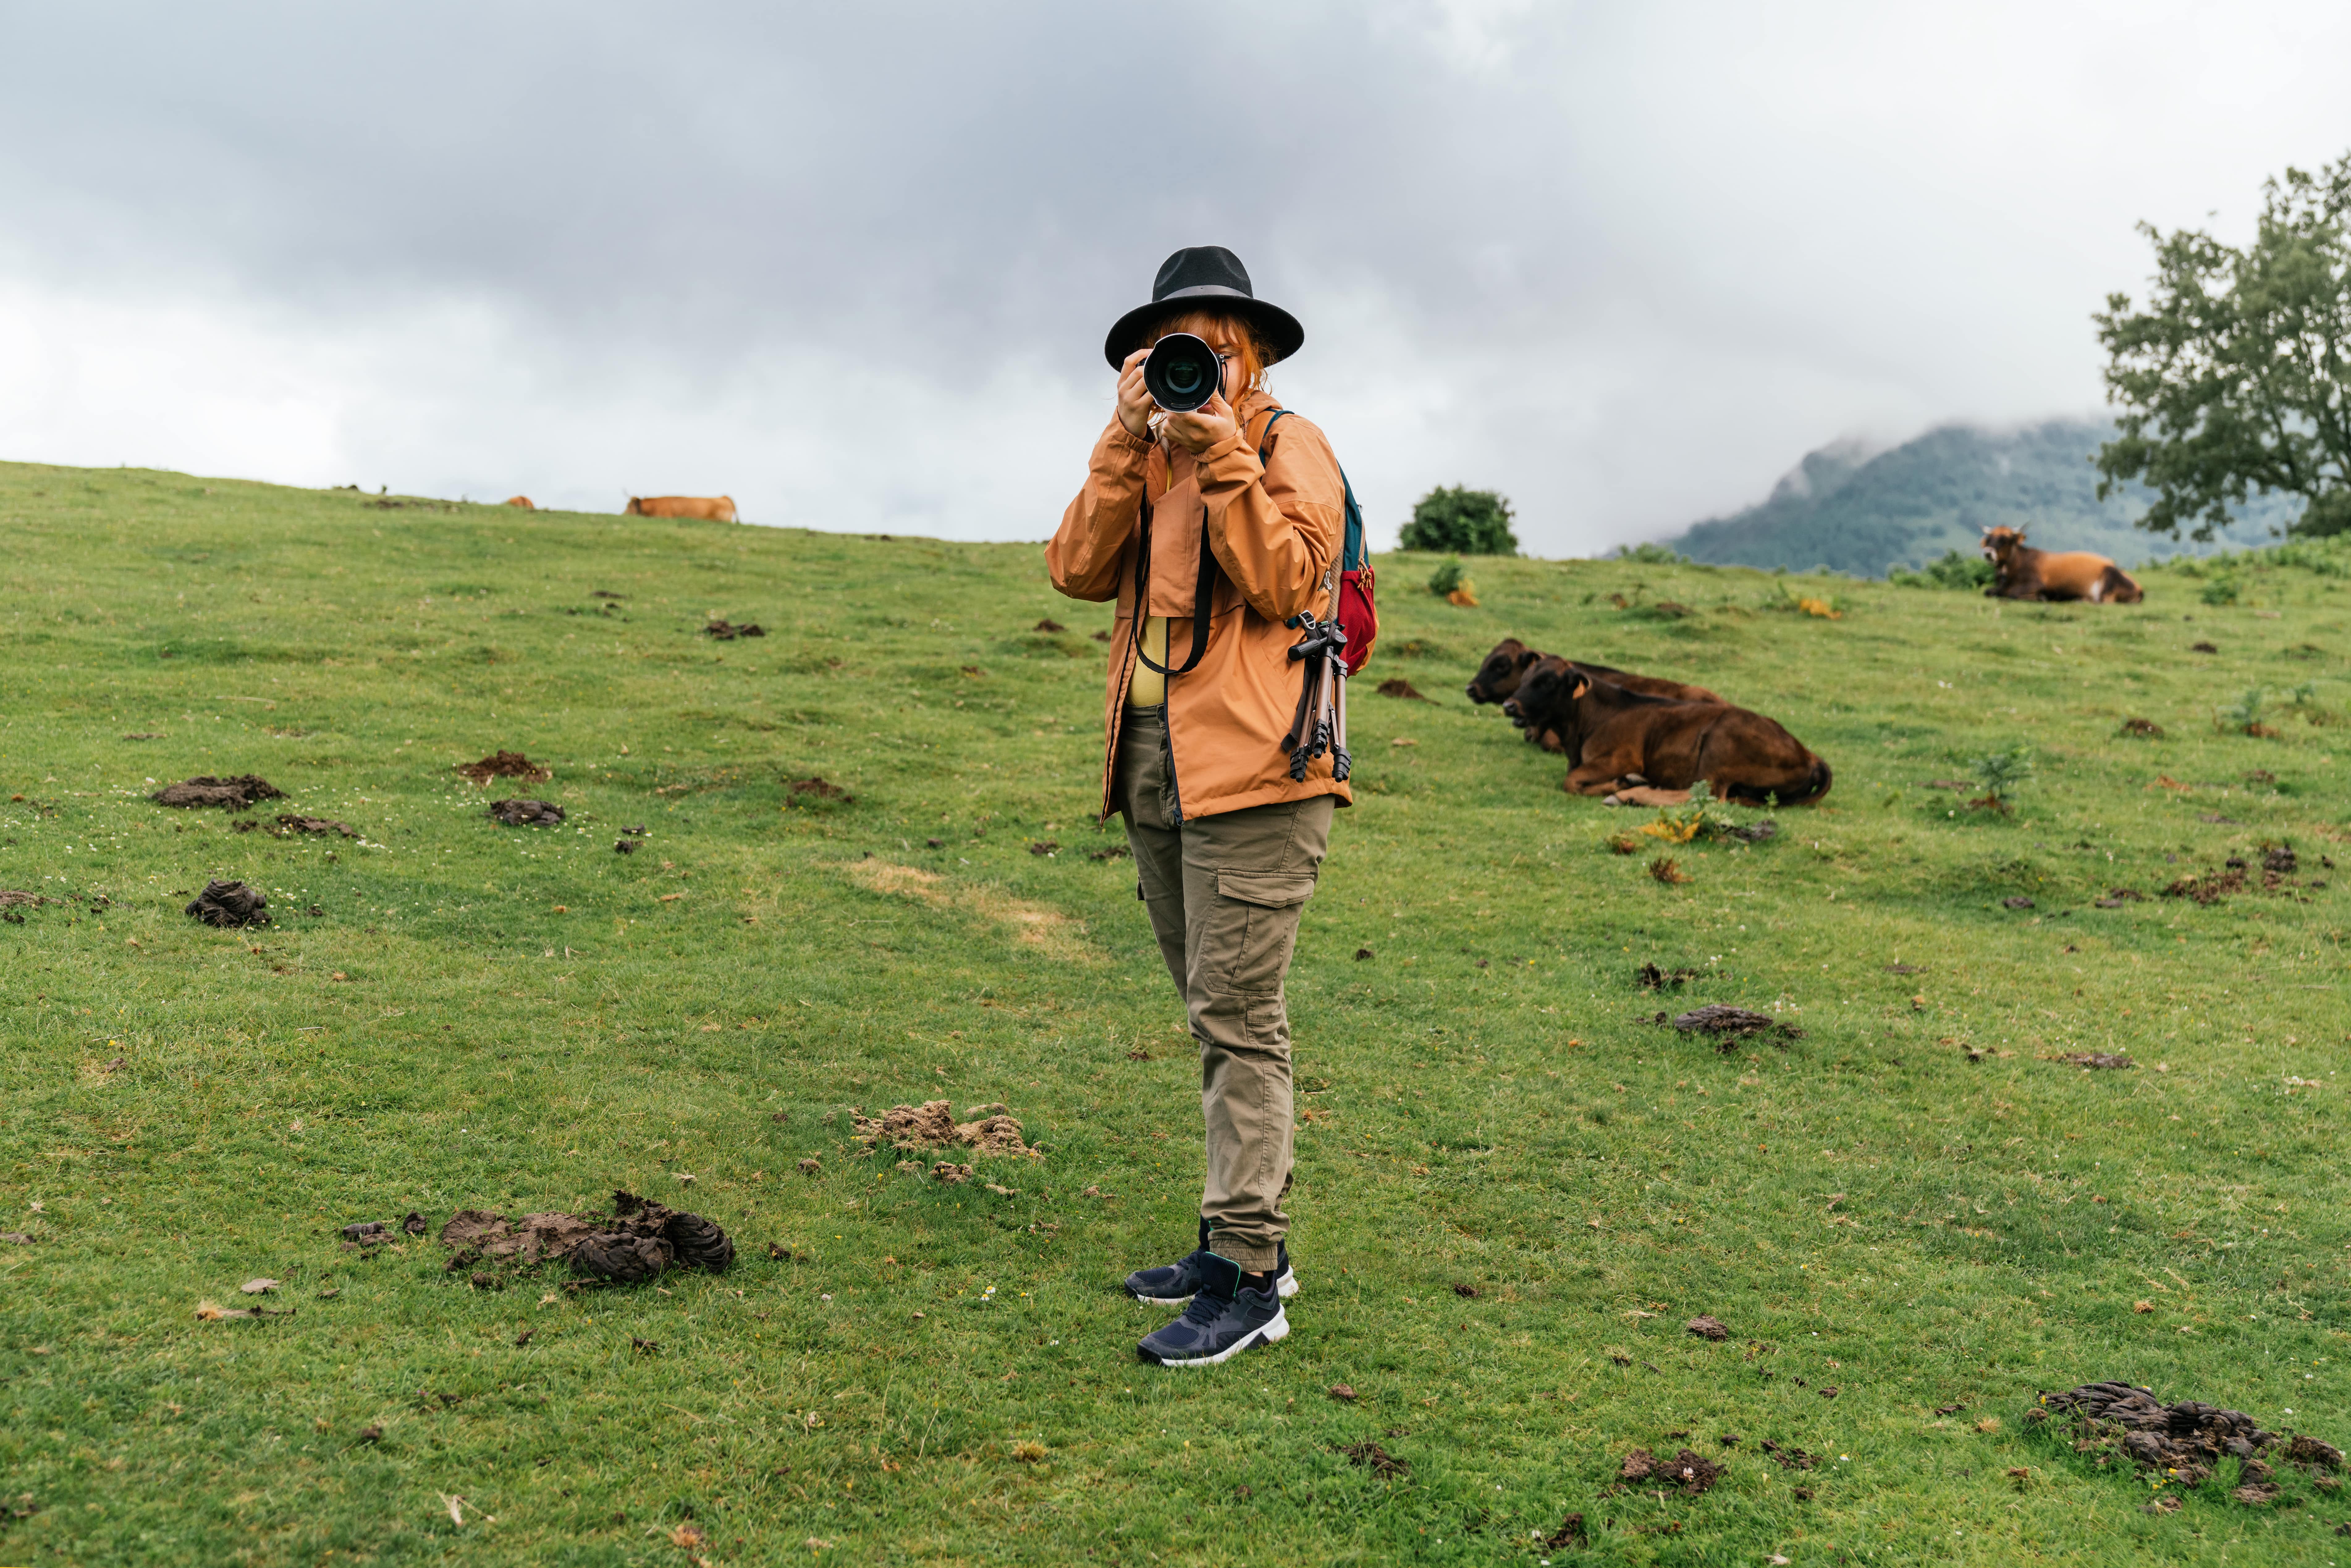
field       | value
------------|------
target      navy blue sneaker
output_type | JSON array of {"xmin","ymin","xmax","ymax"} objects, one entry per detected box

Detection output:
[
  {"xmin": 1136, "ymin": 1252, "xmax": 1288, "ymax": 1367},
  {"xmin": 1123, "ymin": 1219, "xmax": 1297, "ymax": 1306}
]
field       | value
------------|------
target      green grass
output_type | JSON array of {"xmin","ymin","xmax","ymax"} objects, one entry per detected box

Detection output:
[{"xmin": 4, "ymin": 458, "xmax": 2350, "ymax": 1566}]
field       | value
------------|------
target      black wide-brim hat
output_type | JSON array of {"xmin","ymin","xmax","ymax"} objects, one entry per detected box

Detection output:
[{"xmin": 1103, "ymin": 246, "xmax": 1305, "ymax": 369}]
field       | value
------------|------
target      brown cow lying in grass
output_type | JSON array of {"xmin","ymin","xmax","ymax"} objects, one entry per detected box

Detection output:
[
  {"xmin": 626, "ymin": 494, "xmax": 738, "ymax": 522},
  {"xmin": 1466, "ymin": 640, "xmax": 1720, "ymax": 754},
  {"xmin": 1505, "ymin": 662, "xmax": 1831, "ymax": 805},
  {"xmin": 1981, "ymin": 526, "xmax": 2141, "ymax": 603}
]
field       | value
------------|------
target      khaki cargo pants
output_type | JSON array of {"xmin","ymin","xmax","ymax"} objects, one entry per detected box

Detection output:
[{"xmin": 1115, "ymin": 705, "xmax": 1334, "ymax": 1273}]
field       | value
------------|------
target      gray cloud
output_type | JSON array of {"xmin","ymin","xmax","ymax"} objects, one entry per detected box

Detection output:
[{"xmin": 2, "ymin": 1, "xmax": 2348, "ymax": 549}]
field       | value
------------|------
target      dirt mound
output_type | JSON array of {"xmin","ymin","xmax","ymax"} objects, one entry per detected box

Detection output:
[
  {"xmin": 185, "ymin": 880, "xmax": 268, "ymax": 928},
  {"xmin": 703, "ymin": 619, "xmax": 765, "ymax": 640},
  {"xmin": 488, "ymin": 799, "xmax": 566, "ymax": 826},
  {"xmin": 1666, "ymin": 1005, "xmax": 1802, "ymax": 1046},
  {"xmin": 274, "ymin": 814, "xmax": 354, "ymax": 837},
  {"xmin": 851, "ymin": 1100, "xmax": 1031, "ymax": 1157},
  {"xmin": 1336, "ymin": 1440, "xmax": 1409, "ymax": 1478},
  {"xmin": 2263, "ymin": 845, "xmax": 2297, "ymax": 875},
  {"xmin": 1375, "ymin": 678, "xmax": 1429, "ymax": 701},
  {"xmin": 1620, "ymin": 1447, "xmax": 1721, "ymax": 1494},
  {"xmin": 153, "ymin": 775, "xmax": 285, "ymax": 809},
  {"xmin": 455, "ymin": 750, "xmax": 551, "ymax": 784},
  {"xmin": 1685, "ymin": 1315, "xmax": 1729, "ymax": 1341},
  {"xmin": 2163, "ymin": 868, "xmax": 2246, "ymax": 905},
  {"xmin": 435, "ymin": 1191, "xmax": 734, "ymax": 1286},
  {"xmin": 1760, "ymin": 1440, "xmax": 1819, "ymax": 1471},
  {"xmin": 1034, "ymin": 618, "xmax": 1066, "ymax": 633},
  {"xmin": 1638, "ymin": 962, "xmax": 1702, "ymax": 990},
  {"xmin": 0, "ymin": 890, "xmax": 47, "ymax": 908},
  {"xmin": 788, "ymin": 776, "xmax": 851, "ymax": 801},
  {"xmin": 2121, "ymin": 717, "xmax": 2165, "ymax": 737},
  {"xmin": 2031, "ymin": 1382, "xmax": 2321, "ymax": 1493},
  {"xmin": 2057, "ymin": 1052, "xmax": 2134, "ymax": 1070}
]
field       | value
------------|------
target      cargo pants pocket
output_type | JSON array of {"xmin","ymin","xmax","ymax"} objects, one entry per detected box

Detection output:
[{"xmin": 1206, "ymin": 868, "xmax": 1318, "ymax": 1000}]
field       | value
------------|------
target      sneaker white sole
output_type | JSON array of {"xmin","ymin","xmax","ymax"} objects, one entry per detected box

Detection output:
[
  {"xmin": 1130, "ymin": 1267, "xmax": 1298, "ymax": 1309},
  {"xmin": 1148, "ymin": 1307, "xmax": 1289, "ymax": 1368}
]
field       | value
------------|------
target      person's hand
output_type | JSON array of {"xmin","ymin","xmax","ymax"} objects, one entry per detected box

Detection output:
[
  {"xmin": 1115, "ymin": 348, "xmax": 1153, "ymax": 439},
  {"xmin": 1163, "ymin": 391, "xmax": 1237, "ymax": 456}
]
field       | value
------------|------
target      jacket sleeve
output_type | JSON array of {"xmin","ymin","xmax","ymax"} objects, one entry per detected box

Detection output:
[
  {"xmin": 1196, "ymin": 414, "xmax": 1344, "ymax": 625},
  {"xmin": 1045, "ymin": 418, "xmax": 1155, "ymax": 603}
]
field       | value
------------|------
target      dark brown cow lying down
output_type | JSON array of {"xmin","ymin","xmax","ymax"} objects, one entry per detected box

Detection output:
[
  {"xmin": 1507, "ymin": 662, "xmax": 1831, "ymax": 805},
  {"xmin": 1466, "ymin": 640, "xmax": 1720, "ymax": 754}
]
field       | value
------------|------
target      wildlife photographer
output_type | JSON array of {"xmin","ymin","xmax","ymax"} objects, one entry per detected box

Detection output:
[{"xmin": 1047, "ymin": 246, "xmax": 1351, "ymax": 1368}]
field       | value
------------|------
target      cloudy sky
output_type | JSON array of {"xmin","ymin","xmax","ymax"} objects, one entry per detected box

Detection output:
[{"xmin": 1, "ymin": 1, "xmax": 2347, "ymax": 554}]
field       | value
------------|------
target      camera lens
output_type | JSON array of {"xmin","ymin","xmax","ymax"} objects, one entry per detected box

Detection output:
[{"xmin": 1143, "ymin": 333, "xmax": 1220, "ymax": 413}]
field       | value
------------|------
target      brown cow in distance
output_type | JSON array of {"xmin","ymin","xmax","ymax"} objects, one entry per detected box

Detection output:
[
  {"xmin": 502, "ymin": 495, "xmax": 535, "ymax": 510},
  {"xmin": 627, "ymin": 494, "xmax": 738, "ymax": 522},
  {"xmin": 1508, "ymin": 663, "xmax": 1830, "ymax": 805},
  {"xmin": 1468, "ymin": 640, "xmax": 1721, "ymax": 754},
  {"xmin": 1981, "ymin": 526, "xmax": 2141, "ymax": 603}
]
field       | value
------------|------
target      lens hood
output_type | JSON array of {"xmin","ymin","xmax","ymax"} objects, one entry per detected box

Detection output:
[{"xmin": 1143, "ymin": 333, "xmax": 1220, "ymax": 413}]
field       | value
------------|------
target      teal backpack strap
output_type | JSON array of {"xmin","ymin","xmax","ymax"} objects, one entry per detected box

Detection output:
[
  {"xmin": 1257, "ymin": 408, "xmax": 1292, "ymax": 463},
  {"xmin": 1259, "ymin": 407, "xmax": 1364, "ymax": 573},
  {"xmin": 1340, "ymin": 471, "xmax": 1366, "ymax": 573}
]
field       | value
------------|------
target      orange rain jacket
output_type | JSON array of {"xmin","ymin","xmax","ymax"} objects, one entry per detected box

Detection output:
[{"xmin": 1047, "ymin": 390, "xmax": 1353, "ymax": 823}]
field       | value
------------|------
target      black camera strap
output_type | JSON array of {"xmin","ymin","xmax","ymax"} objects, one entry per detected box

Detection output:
[{"xmin": 1130, "ymin": 481, "xmax": 1217, "ymax": 681}]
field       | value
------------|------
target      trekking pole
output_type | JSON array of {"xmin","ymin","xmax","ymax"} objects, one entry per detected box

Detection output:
[{"xmin": 1331, "ymin": 659, "xmax": 1351, "ymax": 782}]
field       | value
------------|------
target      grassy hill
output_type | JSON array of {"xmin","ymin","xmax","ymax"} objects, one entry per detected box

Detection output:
[
  {"xmin": 4, "ymin": 458, "xmax": 2350, "ymax": 1565},
  {"xmin": 1670, "ymin": 418, "xmax": 2297, "ymax": 577}
]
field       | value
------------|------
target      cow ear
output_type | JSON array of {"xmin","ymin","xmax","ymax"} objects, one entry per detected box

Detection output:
[
  {"xmin": 1570, "ymin": 677, "xmax": 1589, "ymax": 699},
  {"xmin": 1516, "ymin": 651, "xmax": 1538, "ymax": 672}
]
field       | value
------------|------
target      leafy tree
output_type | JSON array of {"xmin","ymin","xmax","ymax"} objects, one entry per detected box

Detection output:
[
  {"xmin": 1401, "ymin": 486, "xmax": 1518, "ymax": 555},
  {"xmin": 2095, "ymin": 152, "xmax": 2351, "ymax": 539}
]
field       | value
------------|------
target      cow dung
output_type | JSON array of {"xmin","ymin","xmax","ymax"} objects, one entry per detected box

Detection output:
[
  {"xmin": 1335, "ymin": 1440, "xmax": 1409, "ymax": 1478},
  {"xmin": 185, "ymin": 880, "xmax": 269, "ymax": 928},
  {"xmin": 273, "ymin": 814, "xmax": 355, "ymax": 837},
  {"xmin": 433, "ymin": 1191, "xmax": 735, "ymax": 1287},
  {"xmin": 2003, "ymin": 896, "xmax": 2035, "ymax": 910},
  {"xmin": 153, "ymin": 774, "xmax": 286, "ymax": 810},
  {"xmin": 1685, "ymin": 1314, "xmax": 1730, "ymax": 1341},
  {"xmin": 489, "ymin": 798, "xmax": 566, "ymax": 826},
  {"xmin": 1619, "ymin": 1447, "xmax": 1721, "ymax": 1495},
  {"xmin": 2030, "ymin": 1382, "xmax": 2323, "ymax": 1495},
  {"xmin": 455, "ymin": 750, "xmax": 551, "ymax": 784},
  {"xmin": 1666, "ymin": 1005, "xmax": 1802, "ymax": 1045},
  {"xmin": 1637, "ymin": 962, "xmax": 1702, "ymax": 990},
  {"xmin": 703, "ymin": 619, "xmax": 765, "ymax": 640},
  {"xmin": 2058, "ymin": 1052, "xmax": 2134, "ymax": 1070},
  {"xmin": 2162, "ymin": 868, "xmax": 2245, "ymax": 905}
]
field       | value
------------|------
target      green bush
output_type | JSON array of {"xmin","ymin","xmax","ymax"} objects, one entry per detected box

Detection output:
[
  {"xmin": 1890, "ymin": 549, "xmax": 1994, "ymax": 591},
  {"xmin": 1613, "ymin": 542, "xmax": 1687, "ymax": 565},
  {"xmin": 1427, "ymin": 558, "xmax": 1476, "ymax": 603},
  {"xmin": 2200, "ymin": 575, "xmax": 2241, "ymax": 605},
  {"xmin": 1401, "ymin": 486, "xmax": 1518, "ymax": 555},
  {"xmin": 2214, "ymin": 686, "xmax": 2269, "ymax": 733}
]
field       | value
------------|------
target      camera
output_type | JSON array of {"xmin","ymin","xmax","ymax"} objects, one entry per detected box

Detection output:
[{"xmin": 1143, "ymin": 333, "xmax": 1221, "ymax": 413}]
